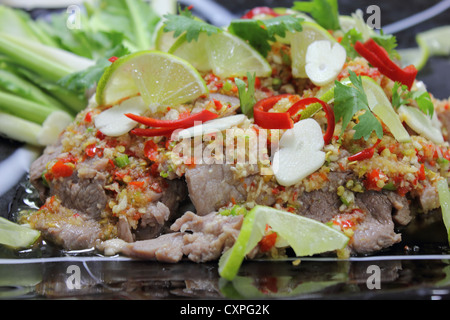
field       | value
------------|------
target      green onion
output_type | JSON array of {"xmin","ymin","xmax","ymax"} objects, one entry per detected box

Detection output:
[{"xmin": 114, "ymin": 154, "xmax": 130, "ymax": 168}]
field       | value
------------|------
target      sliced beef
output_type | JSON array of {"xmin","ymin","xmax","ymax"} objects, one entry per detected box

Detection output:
[
  {"xmin": 134, "ymin": 179, "xmax": 188, "ymax": 241},
  {"xmin": 351, "ymin": 191, "xmax": 402, "ymax": 254},
  {"xmin": 29, "ymin": 198, "xmax": 103, "ymax": 250},
  {"xmin": 121, "ymin": 233, "xmax": 185, "ymax": 263},
  {"xmin": 186, "ymin": 163, "xmax": 410, "ymax": 255},
  {"xmin": 170, "ymin": 211, "xmax": 243, "ymax": 262},
  {"xmin": 121, "ymin": 211, "xmax": 243, "ymax": 263},
  {"xmin": 29, "ymin": 142, "xmax": 63, "ymax": 200},
  {"xmin": 49, "ymin": 160, "xmax": 109, "ymax": 220},
  {"xmin": 185, "ymin": 164, "xmax": 275, "ymax": 215}
]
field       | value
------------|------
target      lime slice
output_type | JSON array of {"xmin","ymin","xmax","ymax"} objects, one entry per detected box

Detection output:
[
  {"xmin": 398, "ymin": 36, "xmax": 430, "ymax": 70},
  {"xmin": 152, "ymin": 19, "xmax": 178, "ymax": 52},
  {"xmin": 0, "ymin": 217, "xmax": 40, "ymax": 249},
  {"xmin": 417, "ymin": 26, "xmax": 450, "ymax": 56},
  {"xmin": 96, "ymin": 50, "xmax": 208, "ymax": 109},
  {"xmin": 290, "ymin": 21, "xmax": 336, "ymax": 78},
  {"xmin": 218, "ymin": 205, "xmax": 349, "ymax": 281},
  {"xmin": 168, "ymin": 31, "xmax": 272, "ymax": 78},
  {"xmin": 338, "ymin": 15, "xmax": 357, "ymax": 33},
  {"xmin": 360, "ymin": 76, "xmax": 411, "ymax": 143},
  {"xmin": 437, "ymin": 179, "xmax": 450, "ymax": 244},
  {"xmin": 398, "ymin": 105, "xmax": 443, "ymax": 144}
]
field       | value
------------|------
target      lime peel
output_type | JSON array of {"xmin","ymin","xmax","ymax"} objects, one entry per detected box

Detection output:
[
  {"xmin": 169, "ymin": 31, "xmax": 272, "ymax": 78},
  {"xmin": 0, "ymin": 217, "xmax": 40, "ymax": 249},
  {"xmin": 96, "ymin": 50, "xmax": 208, "ymax": 109},
  {"xmin": 218, "ymin": 205, "xmax": 349, "ymax": 281},
  {"xmin": 437, "ymin": 179, "xmax": 450, "ymax": 244}
]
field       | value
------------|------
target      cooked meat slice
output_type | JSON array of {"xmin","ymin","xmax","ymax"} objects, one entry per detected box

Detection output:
[
  {"xmin": 121, "ymin": 233, "xmax": 185, "ymax": 263},
  {"xmin": 385, "ymin": 191, "xmax": 412, "ymax": 226},
  {"xmin": 28, "ymin": 197, "xmax": 103, "ymax": 250},
  {"xmin": 171, "ymin": 211, "xmax": 243, "ymax": 262},
  {"xmin": 120, "ymin": 211, "xmax": 243, "ymax": 263},
  {"xmin": 49, "ymin": 160, "xmax": 109, "ymax": 220},
  {"xmin": 351, "ymin": 191, "xmax": 402, "ymax": 254},
  {"xmin": 29, "ymin": 142, "xmax": 63, "ymax": 200},
  {"xmin": 185, "ymin": 164, "xmax": 275, "ymax": 215}
]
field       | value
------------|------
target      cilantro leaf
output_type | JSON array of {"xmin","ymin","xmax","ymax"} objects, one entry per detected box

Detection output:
[
  {"xmin": 371, "ymin": 30, "xmax": 399, "ymax": 60},
  {"xmin": 391, "ymin": 82, "xmax": 410, "ymax": 109},
  {"xmin": 163, "ymin": 7, "xmax": 221, "ymax": 42},
  {"xmin": 334, "ymin": 70, "xmax": 383, "ymax": 141},
  {"xmin": 413, "ymin": 91, "xmax": 434, "ymax": 118},
  {"xmin": 235, "ymin": 72, "xmax": 256, "ymax": 118},
  {"xmin": 340, "ymin": 28, "xmax": 363, "ymax": 59},
  {"xmin": 293, "ymin": 0, "xmax": 340, "ymax": 30},
  {"xmin": 391, "ymin": 81, "xmax": 434, "ymax": 118},
  {"xmin": 228, "ymin": 15, "xmax": 303, "ymax": 57},
  {"xmin": 352, "ymin": 109, "xmax": 383, "ymax": 140}
]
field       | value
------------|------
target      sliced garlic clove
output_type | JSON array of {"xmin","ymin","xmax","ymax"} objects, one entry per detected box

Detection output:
[
  {"xmin": 272, "ymin": 118, "xmax": 325, "ymax": 187},
  {"xmin": 305, "ymin": 40, "xmax": 347, "ymax": 86},
  {"xmin": 94, "ymin": 96, "xmax": 148, "ymax": 137}
]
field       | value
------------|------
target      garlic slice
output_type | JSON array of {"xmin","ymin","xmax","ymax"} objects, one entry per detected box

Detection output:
[
  {"xmin": 272, "ymin": 118, "xmax": 325, "ymax": 187},
  {"xmin": 305, "ymin": 40, "xmax": 347, "ymax": 86},
  {"xmin": 94, "ymin": 96, "xmax": 148, "ymax": 137}
]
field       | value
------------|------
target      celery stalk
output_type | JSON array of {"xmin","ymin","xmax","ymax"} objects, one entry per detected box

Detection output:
[
  {"xmin": 0, "ymin": 33, "xmax": 94, "ymax": 82},
  {"xmin": 0, "ymin": 69, "xmax": 66, "ymax": 111},
  {"xmin": 0, "ymin": 90, "xmax": 56, "ymax": 124},
  {"xmin": 125, "ymin": 0, "xmax": 151, "ymax": 50},
  {"xmin": 0, "ymin": 111, "xmax": 42, "ymax": 146}
]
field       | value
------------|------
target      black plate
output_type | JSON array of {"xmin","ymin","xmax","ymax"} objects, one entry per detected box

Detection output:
[{"xmin": 1, "ymin": 0, "xmax": 450, "ymax": 301}]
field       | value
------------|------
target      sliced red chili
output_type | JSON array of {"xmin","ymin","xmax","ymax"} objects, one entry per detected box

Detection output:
[
  {"xmin": 125, "ymin": 109, "xmax": 218, "ymax": 128},
  {"xmin": 130, "ymin": 127, "xmax": 177, "ymax": 137},
  {"xmin": 241, "ymin": 6, "xmax": 280, "ymax": 19},
  {"xmin": 259, "ymin": 231, "xmax": 278, "ymax": 252},
  {"xmin": 347, "ymin": 139, "xmax": 381, "ymax": 162},
  {"xmin": 287, "ymin": 97, "xmax": 335, "ymax": 145},
  {"xmin": 51, "ymin": 160, "xmax": 74, "ymax": 179},
  {"xmin": 354, "ymin": 39, "xmax": 417, "ymax": 89},
  {"xmin": 253, "ymin": 94, "xmax": 294, "ymax": 129}
]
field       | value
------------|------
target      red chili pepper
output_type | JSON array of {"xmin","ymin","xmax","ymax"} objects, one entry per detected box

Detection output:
[
  {"xmin": 253, "ymin": 94, "xmax": 294, "ymax": 129},
  {"xmin": 347, "ymin": 139, "xmax": 381, "ymax": 162},
  {"xmin": 287, "ymin": 97, "xmax": 335, "ymax": 145},
  {"xmin": 51, "ymin": 160, "xmax": 74, "ymax": 179},
  {"xmin": 125, "ymin": 109, "xmax": 218, "ymax": 128},
  {"xmin": 418, "ymin": 163, "xmax": 426, "ymax": 181},
  {"xmin": 354, "ymin": 39, "xmax": 417, "ymax": 89},
  {"xmin": 144, "ymin": 140, "xmax": 159, "ymax": 161},
  {"xmin": 259, "ymin": 231, "xmax": 277, "ymax": 252},
  {"xmin": 241, "ymin": 6, "xmax": 280, "ymax": 19},
  {"xmin": 364, "ymin": 168, "xmax": 387, "ymax": 191},
  {"xmin": 108, "ymin": 56, "xmax": 119, "ymax": 63},
  {"xmin": 85, "ymin": 143, "xmax": 103, "ymax": 158},
  {"xmin": 130, "ymin": 127, "xmax": 177, "ymax": 137}
]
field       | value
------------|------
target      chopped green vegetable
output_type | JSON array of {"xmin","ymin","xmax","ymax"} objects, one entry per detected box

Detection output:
[
  {"xmin": 0, "ymin": 90, "xmax": 59, "ymax": 124},
  {"xmin": 228, "ymin": 15, "xmax": 303, "ymax": 57},
  {"xmin": 371, "ymin": 30, "xmax": 399, "ymax": 60},
  {"xmin": 114, "ymin": 154, "xmax": 130, "ymax": 168},
  {"xmin": 0, "ymin": 217, "xmax": 40, "ymax": 249},
  {"xmin": 334, "ymin": 70, "xmax": 383, "ymax": 141},
  {"xmin": 391, "ymin": 81, "xmax": 434, "ymax": 118},
  {"xmin": 163, "ymin": 6, "xmax": 221, "ymax": 42},
  {"xmin": 235, "ymin": 72, "xmax": 256, "ymax": 118},
  {"xmin": 293, "ymin": 0, "xmax": 340, "ymax": 30},
  {"xmin": 339, "ymin": 28, "xmax": 363, "ymax": 59},
  {"xmin": 0, "ymin": 33, "xmax": 94, "ymax": 82}
]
